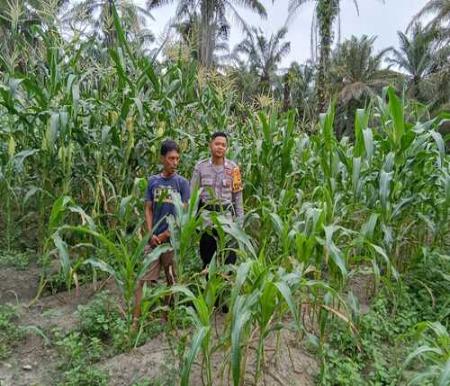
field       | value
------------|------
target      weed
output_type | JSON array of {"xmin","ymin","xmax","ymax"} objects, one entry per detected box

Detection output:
[
  {"xmin": 59, "ymin": 366, "xmax": 108, "ymax": 386},
  {"xmin": 318, "ymin": 265, "xmax": 449, "ymax": 385},
  {"xmin": 77, "ymin": 292, "xmax": 121, "ymax": 341},
  {"xmin": 0, "ymin": 304, "xmax": 24, "ymax": 359},
  {"xmin": 54, "ymin": 329, "xmax": 108, "ymax": 385},
  {"xmin": 0, "ymin": 250, "xmax": 31, "ymax": 270}
]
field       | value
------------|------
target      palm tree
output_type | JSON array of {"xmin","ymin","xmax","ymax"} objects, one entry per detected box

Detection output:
[
  {"xmin": 329, "ymin": 35, "xmax": 394, "ymax": 137},
  {"xmin": 147, "ymin": 0, "xmax": 267, "ymax": 68},
  {"xmin": 410, "ymin": 0, "xmax": 450, "ymax": 41},
  {"xmin": 233, "ymin": 27, "xmax": 291, "ymax": 93},
  {"xmin": 0, "ymin": 0, "xmax": 63, "ymax": 71},
  {"xmin": 288, "ymin": 0, "xmax": 363, "ymax": 112},
  {"xmin": 282, "ymin": 61, "xmax": 316, "ymax": 121},
  {"xmin": 63, "ymin": 0, "xmax": 154, "ymax": 47},
  {"xmin": 170, "ymin": 10, "xmax": 230, "ymax": 65},
  {"xmin": 387, "ymin": 23, "xmax": 439, "ymax": 101},
  {"xmin": 430, "ymin": 46, "xmax": 450, "ymax": 110}
]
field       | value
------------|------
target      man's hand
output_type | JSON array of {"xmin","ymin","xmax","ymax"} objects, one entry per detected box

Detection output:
[
  {"xmin": 157, "ymin": 230, "xmax": 170, "ymax": 243},
  {"xmin": 150, "ymin": 234, "xmax": 161, "ymax": 247}
]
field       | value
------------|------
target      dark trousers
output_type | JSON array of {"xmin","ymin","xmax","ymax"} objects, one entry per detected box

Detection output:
[{"xmin": 200, "ymin": 228, "xmax": 237, "ymax": 268}]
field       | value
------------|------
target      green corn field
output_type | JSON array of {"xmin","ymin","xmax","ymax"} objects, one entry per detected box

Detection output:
[{"xmin": 0, "ymin": 1, "xmax": 449, "ymax": 385}]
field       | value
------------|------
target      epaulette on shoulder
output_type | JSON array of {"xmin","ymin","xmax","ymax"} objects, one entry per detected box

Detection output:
[
  {"xmin": 196, "ymin": 159, "xmax": 209, "ymax": 167},
  {"xmin": 225, "ymin": 159, "xmax": 238, "ymax": 168}
]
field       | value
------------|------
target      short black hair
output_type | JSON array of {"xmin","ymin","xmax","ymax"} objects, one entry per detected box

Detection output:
[
  {"xmin": 160, "ymin": 139, "xmax": 179, "ymax": 156},
  {"xmin": 211, "ymin": 131, "xmax": 228, "ymax": 141}
]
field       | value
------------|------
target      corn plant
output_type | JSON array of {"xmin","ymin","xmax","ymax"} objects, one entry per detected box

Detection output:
[
  {"xmin": 0, "ymin": 11, "xmax": 449, "ymax": 385},
  {"xmin": 0, "ymin": 144, "xmax": 38, "ymax": 251},
  {"xmin": 58, "ymin": 219, "xmax": 171, "ymax": 326},
  {"xmin": 402, "ymin": 321, "xmax": 450, "ymax": 385},
  {"xmin": 171, "ymin": 259, "xmax": 225, "ymax": 386},
  {"xmin": 167, "ymin": 187, "xmax": 203, "ymax": 280}
]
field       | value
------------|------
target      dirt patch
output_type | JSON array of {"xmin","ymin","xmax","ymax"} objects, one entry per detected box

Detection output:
[
  {"xmin": 21, "ymin": 280, "xmax": 117, "ymax": 333},
  {"xmin": 1, "ymin": 273, "xmax": 318, "ymax": 386},
  {"xmin": 0, "ymin": 280, "xmax": 118, "ymax": 386},
  {"xmin": 98, "ymin": 334, "xmax": 175, "ymax": 385},
  {"xmin": 0, "ymin": 265, "xmax": 40, "ymax": 305},
  {"xmin": 0, "ymin": 331, "xmax": 59, "ymax": 386},
  {"xmin": 100, "ymin": 315, "xmax": 318, "ymax": 386},
  {"xmin": 347, "ymin": 270, "xmax": 375, "ymax": 313}
]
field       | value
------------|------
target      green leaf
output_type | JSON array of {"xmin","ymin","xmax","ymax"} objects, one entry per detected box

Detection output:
[
  {"xmin": 323, "ymin": 225, "xmax": 347, "ymax": 280},
  {"xmin": 49, "ymin": 196, "xmax": 73, "ymax": 232},
  {"xmin": 354, "ymin": 108, "xmax": 369, "ymax": 158},
  {"xmin": 275, "ymin": 281, "xmax": 301, "ymax": 332},
  {"xmin": 52, "ymin": 232, "xmax": 70, "ymax": 277},
  {"xmin": 12, "ymin": 149, "xmax": 39, "ymax": 172},
  {"xmin": 387, "ymin": 86, "xmax": 404, "ymax": 147},
  {"xmin": 363, "ymin": 128, "xmax": 374, "ymax": 160},
  {"xmin": 379, "ymin": 171, "xmax": 392, "ymax": 212},
  {"xmin": 438, "ymin": 360, "xmax": 450, "ymax": 386},
  {"xmin": 180, "ymin": 326, "xmax": 210, "ymax": 386},
  {"xmin": 137, "ymin": 244, "xmax": 171, "ymax": 280},
  {"xmin": 431, "ymin": 131, "xmax": 445, "ymax": 162},
  {"xmin": 231, "ymin": 294, "xmax": 257, "ymax": 386},
  {"xmin": 84, "ymin": 258, "xmax": 121, "ymax": 287}
]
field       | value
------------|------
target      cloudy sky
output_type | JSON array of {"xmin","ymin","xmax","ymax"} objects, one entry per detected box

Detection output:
[{"xmin": 142, "ymin": 0, "xmax": 428, "ymax": 67}]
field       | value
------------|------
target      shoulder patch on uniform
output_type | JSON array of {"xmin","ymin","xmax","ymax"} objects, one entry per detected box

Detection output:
[
  {"xmin": 225, "ymin": 159, "xmax": 237, "ymax": 167},
  {"xmin": 196, "ymin": 159, "xmax": 208, "ymax": 167},
  {"xmin": 232, "ymin": 166, "xmax": 243, "ymax": 193}
]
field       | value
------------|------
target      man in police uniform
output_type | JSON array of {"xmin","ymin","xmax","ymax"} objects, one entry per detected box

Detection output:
[{"xmin": 191, "ymin": 131, "xmax": 244, "ymax": 270}]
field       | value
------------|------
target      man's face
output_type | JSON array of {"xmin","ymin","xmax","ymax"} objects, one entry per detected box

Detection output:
[
  {"xmin": 161, "ymin": 150, "xmax": 180, "ymax": 174},
  {"xmin": 210, "ymin": 136, "xmax": 227, "ymax": 158}
]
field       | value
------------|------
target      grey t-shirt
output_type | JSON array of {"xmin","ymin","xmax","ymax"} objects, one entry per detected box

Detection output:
[{"xmin": 145, "ymin": 173, "xmax": 190, "ymax": 235}]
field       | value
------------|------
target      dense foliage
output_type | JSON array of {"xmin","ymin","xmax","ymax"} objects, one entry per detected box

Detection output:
[{"xmin": 0, "ymin": 1, "xmax": 449, "ymax": 385}]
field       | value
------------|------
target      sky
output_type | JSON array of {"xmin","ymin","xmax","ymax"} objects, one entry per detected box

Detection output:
[{"xmin": 140, "ymin": 0, "xmax": 428, "ymax": 68}]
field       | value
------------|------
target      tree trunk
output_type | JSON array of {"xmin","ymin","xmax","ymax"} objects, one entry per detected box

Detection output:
[
  {"xmin": 199, "ymin": 0, "xmax": 216, "ymax": 68},
  {"xmin": 260, "ymin": 72, "xmax": 271, "ymax": 94},
  {"xmin": 316, "ymin": 0, "xmax": 338, "ymax": 113},
  {"xmin": 412, "ymin": 75, "xmax": 421, "ymax": 100},
  {"xmin": 283, "ymin": 73, "xmax": 291, "ymax": 111}
]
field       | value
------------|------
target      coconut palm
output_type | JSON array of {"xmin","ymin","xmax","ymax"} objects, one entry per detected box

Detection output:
[
  {"xmin": 427, "ymin": 48, "xmax": 450, "ymax": 111},
  {"xmin": 0, "ymin": 0, "xmax": 63, "ymax": 71},
  {"xmin": 387, "ymin": 23, "xmax": 439, "ymax": 101},
  {"xmin": 288, "ymin": 0, "xmax": 363, "ymax": 112},
  {"xmin": 169, "ymin": 10, "xmax": 230, "ymax": 64},
  {"xmin": 329, "ymin": 35, "xmax": 394, "ymax": 137},
  {"xmin": 147, "ymin": 0, "xmax": 267, "ymax": 68},
  {"xmin": 233, "ymin": 27, "xmax": 291, "ymax": 93},
  {"xmin": 63, "ymin": 0, "xmax": 154, "ymax": 47},
  {"xmin": 330, "ymin": 35, "xmax": 393, "ymax": 103},
  {"xmin": 410, "ymin": 0, "xmax": 450, "ymax": 41},
  {"xmin": 282, "ymin": 61, "xmax": 316, "ymax": 121}
]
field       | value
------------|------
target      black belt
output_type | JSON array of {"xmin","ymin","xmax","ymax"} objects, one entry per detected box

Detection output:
[{"xmin": 200, "ymin": 202, "xmax": 232, "ymax": 212}]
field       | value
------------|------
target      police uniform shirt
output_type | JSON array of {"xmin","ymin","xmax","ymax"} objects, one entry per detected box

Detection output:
[{"xmin": 191, "ymin": 158, "xmax": 244, "ymax": 218}]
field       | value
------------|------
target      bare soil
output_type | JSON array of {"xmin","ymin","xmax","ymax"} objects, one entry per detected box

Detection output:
[
  {"xmin": 0, "ymin": 265, "xmax": 40, "ymax": 305},
  {"xmin": 347, "ymin": 269, "xmax": 375, "ymax": 314},
  {"xmin": 0, "ymin": 266, "xmax": 319, "ymax": 386}
]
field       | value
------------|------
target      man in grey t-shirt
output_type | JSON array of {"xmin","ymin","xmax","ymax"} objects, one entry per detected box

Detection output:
[{"xmin": 133, "ymin": 140, "xmax": 190, "ymax": 326}]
